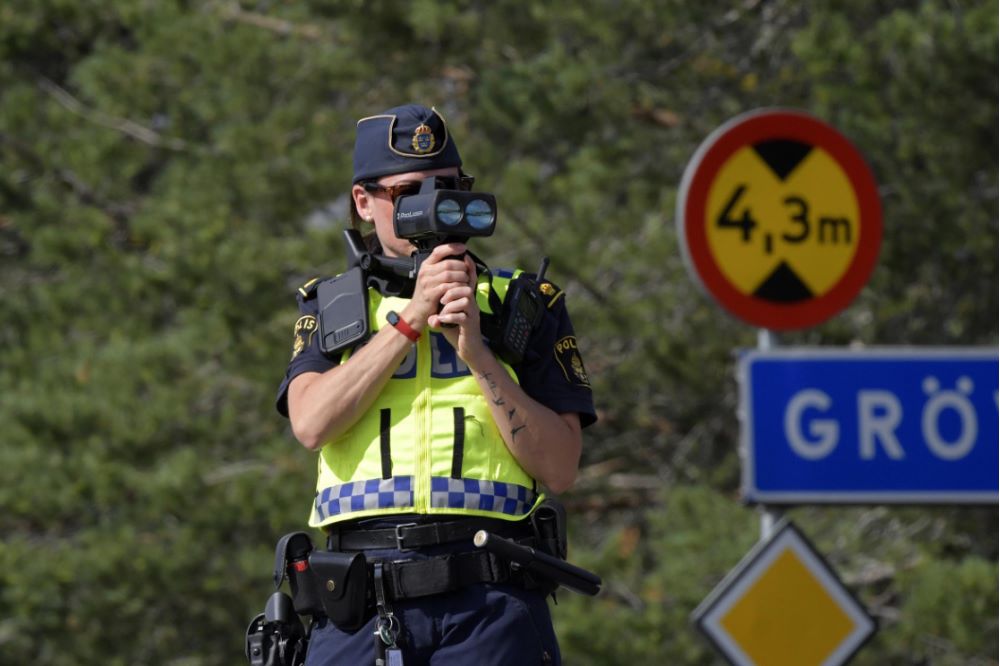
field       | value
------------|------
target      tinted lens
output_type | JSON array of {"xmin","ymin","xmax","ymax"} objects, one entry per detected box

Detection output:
[
  {"xmin": 465, "ymin": 199, "xmax": 494, "ymax": 230},
  {"xmin": 364, "ymin": 181, "xmax": 421, "ymax": 201},
  {"xmin": 393, "ymin": 182, "xmax": 422, "ymax": 200},
  {"xmin": 436, "ymin": 198, "xmax": 463, "ymax": 225}
]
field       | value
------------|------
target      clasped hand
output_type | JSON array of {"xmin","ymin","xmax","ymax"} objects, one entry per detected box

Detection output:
[{"xmin": 402, "ymin": 243, "xmax": 489, "ymax": 368}]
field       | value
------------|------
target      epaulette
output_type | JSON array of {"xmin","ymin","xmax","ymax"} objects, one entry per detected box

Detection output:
[
  {"xmin": 537, "ymin": 279, "xmax": 565, "ymax": 309},
  {"xmin": 297, "ymin": 277, "xmax": 322, "ymax": 300}
]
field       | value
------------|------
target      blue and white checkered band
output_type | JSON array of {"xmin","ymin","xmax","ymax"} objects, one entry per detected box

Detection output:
[
  {"xmin": 430, "ymin": 477, "xmax": 536, "ymax": 516},
  {"xmin": 313, "ymin": 477, "xmax": 414, "ymax": 522}
]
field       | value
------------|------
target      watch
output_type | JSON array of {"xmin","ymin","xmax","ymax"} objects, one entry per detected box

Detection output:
[{"xmin": 386, "ymin": 310, "xmax": 420, "ymax": 342}]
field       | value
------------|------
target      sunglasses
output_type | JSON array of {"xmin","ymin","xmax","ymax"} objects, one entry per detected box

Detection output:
[{"xmin": 363, "ymin": 175, "xmax": 475, "ymax": 201}]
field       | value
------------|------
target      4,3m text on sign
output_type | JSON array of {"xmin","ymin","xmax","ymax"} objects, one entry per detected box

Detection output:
[{"xmin": 677, "ymin": 109, "xmax": 882, "ymax": 330}]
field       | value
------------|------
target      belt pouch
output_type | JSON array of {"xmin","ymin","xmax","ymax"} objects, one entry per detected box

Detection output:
[{"xmin": 308, "ymin": 550, "xmax": 369, "ymax": 632}]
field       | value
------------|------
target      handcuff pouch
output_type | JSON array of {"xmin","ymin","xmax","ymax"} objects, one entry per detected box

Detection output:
[{"xmin": 308, "ymin": 550, "xmax": 370, "ymax": 632}]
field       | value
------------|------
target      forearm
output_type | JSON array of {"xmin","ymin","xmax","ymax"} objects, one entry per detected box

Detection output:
[
  {"xmin": 470, "ymin": 353, "xmax": 582, "ymax": 494},
  {"xmin": 288, "ymin": 323, "xmax": 418, "ymax": 450},
  {"xmin": 289, "ymin": 245, "xmax": 474, "ymax": 451}
]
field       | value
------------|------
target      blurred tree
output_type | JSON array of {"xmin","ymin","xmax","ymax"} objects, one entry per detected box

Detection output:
[{"xmin": 0, "ymin": 0, "xmax": 995, "ymax": 663}]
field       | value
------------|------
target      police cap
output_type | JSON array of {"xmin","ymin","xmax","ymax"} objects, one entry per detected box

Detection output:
[{"xmin": 352, "ymin": 104, "xmax": 463, "ymax": 184}]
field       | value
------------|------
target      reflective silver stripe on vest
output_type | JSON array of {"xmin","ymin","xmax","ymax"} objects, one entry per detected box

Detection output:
[
  {"xmin": 429, "ymin": 477, "xmax": 536, "ymax": 516},
  {"xmin": 313, "ymin": 477, "xmax": 414, "ymax": 523}
]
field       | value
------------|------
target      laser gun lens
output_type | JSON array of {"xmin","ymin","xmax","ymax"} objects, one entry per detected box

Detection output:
[
  {"xmin": 436, "ymin": 199, "xmax": 462, "ymax": 225},
  {"xmin": 465, "ymin": 199, "xmax": 494, "ymax": 230}
]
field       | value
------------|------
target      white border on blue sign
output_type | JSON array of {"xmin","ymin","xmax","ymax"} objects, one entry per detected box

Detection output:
[{"xmin": 738, "ymin": 346, "xmax": 999, "ymax": 505}]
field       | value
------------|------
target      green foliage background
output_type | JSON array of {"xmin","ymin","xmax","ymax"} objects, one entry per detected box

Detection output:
[{"xmin": 0, "ymin": 1, "xmax": 996, "ymax": 664}]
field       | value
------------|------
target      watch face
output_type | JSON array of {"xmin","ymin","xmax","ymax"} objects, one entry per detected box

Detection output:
[{"xmin": 387, "ymin": 311, "xmax": 399, "ymax": 325}]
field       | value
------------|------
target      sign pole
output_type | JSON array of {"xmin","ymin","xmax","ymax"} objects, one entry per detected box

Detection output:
[
  {"xmin": 680, "ymin": 109, "xmax": 890, "ymax": 666},
  {"xmin": 757, "ymin": 328, "xmax": 782, "ymax": 541}
]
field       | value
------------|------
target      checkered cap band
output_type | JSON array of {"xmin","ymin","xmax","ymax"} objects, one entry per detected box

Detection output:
[
  {"xmin": 314, "ymin": 476, "xmax": 414, "ymax": 522},
  {"xmin": 430, "ymin": 477, "xmax": 536, "ymax": 516}
]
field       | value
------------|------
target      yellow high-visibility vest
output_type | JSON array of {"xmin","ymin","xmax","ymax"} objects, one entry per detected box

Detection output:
[{"xmin": 310, "ymin": 269, "xmax": 542, "ymax": 528}]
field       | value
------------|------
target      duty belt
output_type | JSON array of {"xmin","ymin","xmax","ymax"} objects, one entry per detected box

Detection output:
[
  {"xmin": 379, "ymin": 550, "xmax": 517, "ymax": 601},
  {"xmin": 327, "ymin": 517, "xmax": 533, "ymax": 552}
]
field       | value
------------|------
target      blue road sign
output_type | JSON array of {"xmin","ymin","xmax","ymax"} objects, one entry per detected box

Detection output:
[{"xmin": 740, "ymin": 348, "xmax": 999, "ymax": 504}]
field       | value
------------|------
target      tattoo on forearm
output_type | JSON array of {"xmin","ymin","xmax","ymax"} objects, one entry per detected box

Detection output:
[
  {"xmin": 480, "ymin": 371, "xmax": 505, "ymax": 405},
  {"xmin": 478, "ymin": 371, "xmax": 528, "ymax": 440}
]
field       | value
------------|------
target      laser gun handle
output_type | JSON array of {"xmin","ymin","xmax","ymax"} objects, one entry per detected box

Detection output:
[
  {"xmin": 473, "ymin": 530, "xmax": 601, "ymax": 596},
  {"xmin": 416, "ymin": 248, "xmax": 470, "ymax": 330}
]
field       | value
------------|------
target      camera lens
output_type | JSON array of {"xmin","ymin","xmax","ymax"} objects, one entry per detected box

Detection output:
[
  {"xmin": 465, "ymin": 199, "xmax": 494, "ymax": 230},
  {"xmin": 436, "ymin": 198, "xmax": 462, "ymax": 226}
]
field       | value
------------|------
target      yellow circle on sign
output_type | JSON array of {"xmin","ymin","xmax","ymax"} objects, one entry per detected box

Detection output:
[{"xmin": 705, "ymin": 144, "xmax": 860, "ymax": 301}]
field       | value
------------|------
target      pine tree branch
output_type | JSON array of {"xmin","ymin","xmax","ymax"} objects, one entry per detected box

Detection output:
[
  {"xmin": 217, "ymin": 2, "xmax": 324, "ymax": 40},
  {"xmin": 37, "ymin": 77, "xmax": 193, "ymax": 153}
]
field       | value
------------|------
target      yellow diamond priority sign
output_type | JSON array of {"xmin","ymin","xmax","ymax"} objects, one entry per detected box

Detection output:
[{"xmin": 692, "ymin": 521, "xmax": 875, "ymax": 666}]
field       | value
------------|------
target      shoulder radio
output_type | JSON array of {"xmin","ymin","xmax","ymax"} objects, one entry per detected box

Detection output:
[{"xmin": 487, "ymin": 257, "xmax": 549, "ymax": 366}]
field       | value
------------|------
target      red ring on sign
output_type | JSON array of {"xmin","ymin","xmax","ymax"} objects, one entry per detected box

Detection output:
[{"xmin": 680, "ymin": 109, "xmax": 882, "ymax": 330}]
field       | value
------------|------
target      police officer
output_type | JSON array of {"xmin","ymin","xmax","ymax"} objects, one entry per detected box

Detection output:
[{"xmin": 275, "ymin": 104, "xmax": 596, "ymax": 665}]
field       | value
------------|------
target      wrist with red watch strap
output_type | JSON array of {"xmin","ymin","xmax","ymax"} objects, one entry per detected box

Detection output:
[{"xmin": 386, "ymin": 310, "xmax": 420, "ymax": 342}]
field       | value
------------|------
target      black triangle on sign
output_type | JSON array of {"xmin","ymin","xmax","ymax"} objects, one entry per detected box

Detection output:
[
  {"xmin": 753, "ymin": 261, "xmax": 814, "ymax": 303},
  {"xmin": 753, "ymin": 139, "xmax": 813, "ymax": 181}
]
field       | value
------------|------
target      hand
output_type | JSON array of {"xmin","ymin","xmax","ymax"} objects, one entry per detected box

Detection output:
[
  {"xmin": 430, "ymin": 254, "xmax": 490, "ymax": 368},
  {"xmin": 403, "ymin": 243, "xmax": 471, "ymax": 328}
]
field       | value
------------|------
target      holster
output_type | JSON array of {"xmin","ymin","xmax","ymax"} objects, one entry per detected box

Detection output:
[
  {"xmin": 527, "ymin": 498, "xmax": 569, "ymax": 597},
  {"xmin": 531, "ymin": 497, "xmax": 568, "ymax": 560},
  {"xmin": 273, "ymin": 532, "xmax": 371, "ymax": 633}
]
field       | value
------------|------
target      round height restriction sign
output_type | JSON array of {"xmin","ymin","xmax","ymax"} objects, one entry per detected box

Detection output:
[{"xmin": 677, "ymin": 109, "xmax": 882, "ymax": 330}]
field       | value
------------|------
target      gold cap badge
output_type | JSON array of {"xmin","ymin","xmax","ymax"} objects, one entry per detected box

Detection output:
[{"xmin": 411, "ymin": 123, "xmax": 436, "ymax": 154}]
